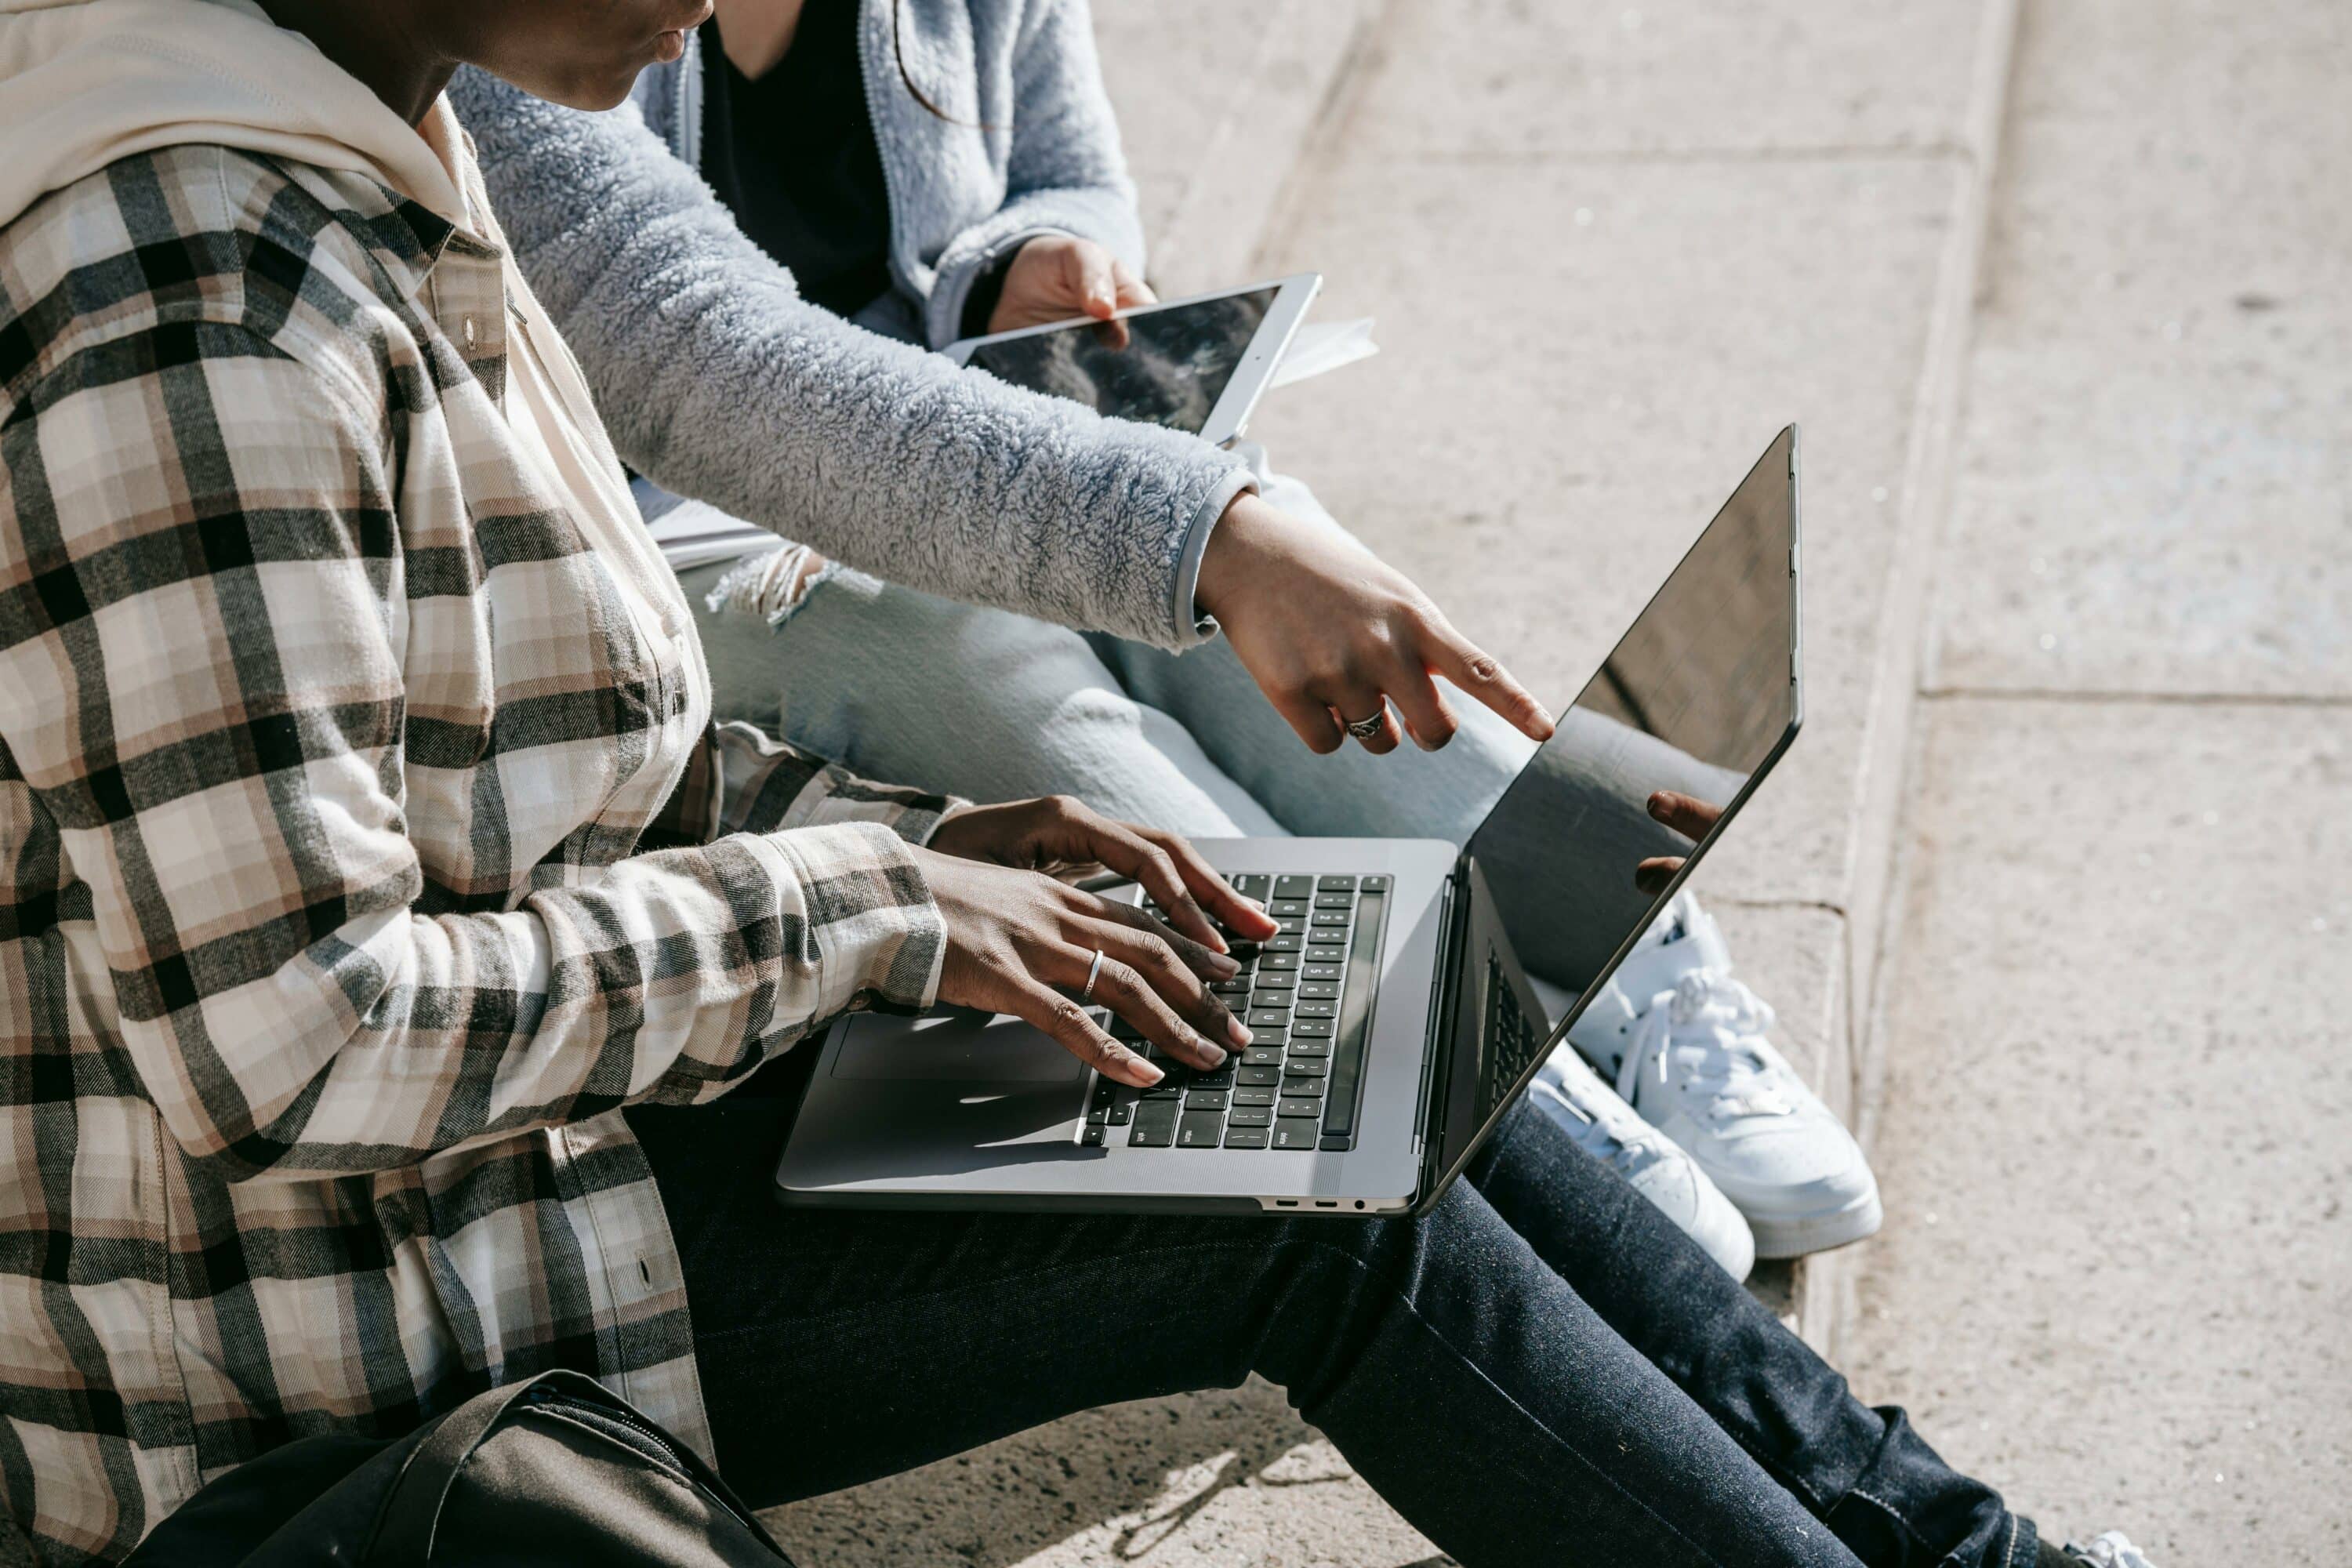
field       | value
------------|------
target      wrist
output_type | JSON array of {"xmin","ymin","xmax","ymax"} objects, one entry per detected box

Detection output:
[{"xmin": 1195, "ymin": 492, "xmax": 1281, "ymax": 618}]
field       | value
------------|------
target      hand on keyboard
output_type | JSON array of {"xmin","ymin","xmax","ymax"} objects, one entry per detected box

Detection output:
[
  {"xmin": 918, "ymin": 800, "xmax": 1272, "ymax": 1088},
  {"xmin": 931, "ymin": 796, "xmax": 1276, "ymax": 953}
]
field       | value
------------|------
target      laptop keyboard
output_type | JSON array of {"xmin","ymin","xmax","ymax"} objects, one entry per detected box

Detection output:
[{"xmin": 1082, "ymin": 873, "xmax": 1389, "ymax": 1153}]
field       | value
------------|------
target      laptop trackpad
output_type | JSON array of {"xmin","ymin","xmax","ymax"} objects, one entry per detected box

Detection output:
[{"xmin": 831, "ymin": 1007, "xmax": 1087, "ymax": 1083}]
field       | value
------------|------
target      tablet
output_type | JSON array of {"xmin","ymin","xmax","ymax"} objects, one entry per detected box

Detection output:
[{"xmin": 944, "ymin": 273, "xmax": 1320, "ymax": 447}]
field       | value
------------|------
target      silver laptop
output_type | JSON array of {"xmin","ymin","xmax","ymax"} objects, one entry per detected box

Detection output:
[{"xmin": 776, "ymin": 427, "xmax": 1802, "ymax": 1216}]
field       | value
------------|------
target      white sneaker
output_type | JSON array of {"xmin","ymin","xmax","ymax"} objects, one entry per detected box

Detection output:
[
  {"xmin": 2062, "ymin": 1532, "xmax": 2159, "ymax": 1568},
  {"xmin": 1529, "ymin": 1047, "xmax": 1756, "ymax": 1280},
  {"xmin": 1566, "ymin": 893, "xmax": 1882, "ymax": 1259}
]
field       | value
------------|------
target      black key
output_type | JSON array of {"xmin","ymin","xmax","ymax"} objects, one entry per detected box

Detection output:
[
  {"xmin": 1091, "ymin": 1080, "xmax": 1116, "ymax": 1109},
  {"xmin": 1238, "ymin": 1064, "xmax": 1282, "ymax": 1087},
  {"xmin": 1227, "ymin": 1105, "xmax": 1273, "ymax": 1128},
  {"xmin": 1304, "ymin": 931, "xmax": 1345, "ymax": 950},
  {"xmin": 1259, "ymin": 951, "xmax": 1301, "ymax": 972},
  {"xmin": 1226, "ymin": 942, "xmax": 1263, "ymax": 964},
  {"xmin": 1210, "ymin": 978, "xmax": 1251, "ymax": 997},
  {"xmin": 1280, "ymin": 1076, "xmax": 1326, "ymax": 1100},
  {"xmin": 1128, "ymin": 1104, "xmax": 1177, "ymax": 1146},
  {"xmin": 1290, "ymin": 1018, "xmax": 1335, "ymax": 1039},
  {"xmin": 1246, "ymin": 1010, "xmax": 1292, "ymax": 1033},
  {"xmin": 1311, "ymin": 910, "xmax": 1350, "ymax": 928},
  {"xmin": 1245, "ymin": 1027, "xmax": 1288, "ymax": 1049},
  {"xmin": 1319, "ymin": 1134, "xmax": 1352, "ymax": 1152},
  {"xmin": 1178, "ymin": 1111, "xmax": 1225, "ymax": 1149},
  {"xmin": 1283, "ymin": 1038, "xmax": 1330, "ymax": 1059},
  {"xmin": 1107, "ymin": 1102, "xmax": 1132, "ymax": 1124},
  {"xmin": 1276, "ymin": 1098, "xmax": 1322, "ymax": 1121},
  {"xmin": 1313, "ymin": 891, "xmax": 1356, "ymax": 910},
  {"xmin": 1273, "ymin": 875, "xmax": 1315, "ymax": 899},
  {"xmin": 1081, "ymin": 1126, "xmax": 1105, "ymax": 1147},
  {"xmin": 1282, "ymin": 1056, "xmax": 1329, "ymax": 1078},
  {"xmin": 1297, "ymin": 980, "xmax": 1340, "ymax": 1000},
  {"xmin": 1242, "ymin": 1044, "xmax": 1287, "ymax": 1065},
  {"xmin": 1233, "ymin": 1086, "xmax": 1277, "ymax": 1107},
  {"xmin": 1321, "ymin": 885, "xmax": 1387, "ymax": 1142},
  {"xmin": 1316, "ymin": 875, "xmax": 1358, "ymax": 891},
  {"xmin": 1250, "ymin": 984, "xmax": 1294, "ymax": 1004},
  {"xmin": 1252, "ymin": 970, "xmax": 1298, "ymax": 989},
  {"xmin": 1231, "ymin": 873, "xmax": 1271, "ymax": 901},
  {"xmin": 1359, "ymin": 875, "xmax": 1391, "ymax": 892},
  {"xmin": 1269, "ymin": 898, "xmax": 1310, "ymax": 918},
  {"xmin": 1272, "ymin": 1121, "xmax": 1318, "ymax": 1150},
  {"xmin": 1301, "ymin": 961, "xmax": 1343, "ymax": 982},
  {"xmin": 1140, "ymin": 1082, "xmax": 1183, "ymax": 1100},
  {"xmin": 1294, "ymin": 1000, "xmax": 1338, "ymax": 1019},
  {"xmin": 1224, "ymin": 1124, "xmax": 1271, "ymax": 1149},
  {"xmin": 1266, "ymin": 933, "xmax": 1305, "ymax": 953},
  {"xmin": 1273, "ymin": 916, "xmax": 1307, "ymax": 936},
  {"xmin": 1185, "ymin": 1091, "xmax": 1229, "ymax": 1112}
]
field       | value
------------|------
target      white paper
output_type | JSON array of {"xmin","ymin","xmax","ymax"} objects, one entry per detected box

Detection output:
[{"xmin": 1268, "ymin": 317, "xmax": 1378, "ymax": 390}]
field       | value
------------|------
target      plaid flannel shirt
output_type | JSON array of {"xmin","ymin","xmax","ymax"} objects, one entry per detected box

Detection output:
[{"xmin": 0, "ymin": 136, "xmax": 953, "ymax": 1565}]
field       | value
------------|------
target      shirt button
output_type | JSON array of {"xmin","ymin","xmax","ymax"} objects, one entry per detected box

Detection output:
[{"xmin": 461, "ymin": 316, "xmax": 478, "ymax": 349}]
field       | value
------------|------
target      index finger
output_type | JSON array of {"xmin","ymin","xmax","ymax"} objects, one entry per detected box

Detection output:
[
  {"xmin": 1131, "ymin": 824, "xmax": 1279, "ymax": 942},
  {"xmin": 1422, "ymin": 618, "xmax": 1555, "ymax": 742},
  {"xmin": 1081, "ymin": 823, "xmax": 1227, "ymax": 952}
]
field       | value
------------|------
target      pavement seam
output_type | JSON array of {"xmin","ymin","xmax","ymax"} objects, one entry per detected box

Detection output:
[
  {"xmin": 1386, "ymin": 143, "xmax": 1979, "ymax": 166},
  {"xmin": 1816, "ymin": 0, "xmax": 2027, "ymax": 1364},
  {"xmin": 1922, "ymin": 687, "xmax": 2352, "ymax": 709}
]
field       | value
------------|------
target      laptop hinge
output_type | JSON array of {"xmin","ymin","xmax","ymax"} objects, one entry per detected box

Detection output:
[{"xmin": 1412, "ymin": 857, "xmax": 1471, "ymax": 1198}]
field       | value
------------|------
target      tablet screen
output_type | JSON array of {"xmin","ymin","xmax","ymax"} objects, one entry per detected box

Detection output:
[{"xmin": 964, "ymin": 287, "xmax": 1280, "ymax": 434}]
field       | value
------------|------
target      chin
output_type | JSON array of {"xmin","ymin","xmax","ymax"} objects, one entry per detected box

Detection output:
[{"xmin": 533, "ymin": 64, "xmax": 645, "ymax": 113}]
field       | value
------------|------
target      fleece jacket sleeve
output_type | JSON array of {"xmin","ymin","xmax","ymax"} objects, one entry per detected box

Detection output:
[{"xmin": 452, "ymin": 69, "xmax": 1250, "ymax": 652}]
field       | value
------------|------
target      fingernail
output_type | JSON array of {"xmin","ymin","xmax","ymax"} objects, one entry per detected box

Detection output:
[
  {"xmin": 1225, "ymin": 1016, "xmax": 1253, "ymax": 1047},
  {"xmin": 1196, "ymin": 1041, "xmax": 1229, "ymax": 1068},
  {"xmin": 1206, "ymin": 930, "xmax": 1231, "ymax": 955},
  {"xmin": 1210, "ymin": 951, "xmax": 1240, "ymax": 976},
  {"xmin": 1134, "ymin": 1058, "xmax": 1164, "ymax": 1085}
]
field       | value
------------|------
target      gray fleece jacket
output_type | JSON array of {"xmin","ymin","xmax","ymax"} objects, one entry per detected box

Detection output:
[{"xmin": 451, "ymin": 0, "xmax": 1250, "ymax": 652}]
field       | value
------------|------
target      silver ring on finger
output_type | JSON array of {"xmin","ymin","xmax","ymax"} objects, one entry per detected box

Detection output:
[
  {"xmin": 1081, "ymin": 947, "xmax": 1106, "ymax": 1003},
  {"xmin": 1343, "ymin": 706, "xmax": 1389, "ymax": 742}
]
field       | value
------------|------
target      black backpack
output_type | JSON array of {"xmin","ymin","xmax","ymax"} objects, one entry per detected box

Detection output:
[{"xmin": 125, "ymin": 1370, "xmax": 796, "ymax": 1566}]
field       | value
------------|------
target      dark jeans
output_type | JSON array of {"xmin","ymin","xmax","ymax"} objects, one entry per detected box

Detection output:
[{"xmin": 627, "ymin": 1079, "xmax": 2033, "ymax": 1568}]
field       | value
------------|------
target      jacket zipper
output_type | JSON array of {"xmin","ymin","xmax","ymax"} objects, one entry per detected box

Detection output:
[{"xmin": 853, "ymin": 0, "xmax": 912, "ymax": 309}]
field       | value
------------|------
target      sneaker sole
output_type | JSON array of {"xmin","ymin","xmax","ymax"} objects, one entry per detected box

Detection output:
[{"xmin": 1746, "ymin": 1186, "xmax": 1883, "ymax": 1260}]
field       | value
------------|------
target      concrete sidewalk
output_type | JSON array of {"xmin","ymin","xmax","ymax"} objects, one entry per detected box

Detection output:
[{"xmin": 9, "ymin": 5, "xmax": 2332, "ymax": 1566}]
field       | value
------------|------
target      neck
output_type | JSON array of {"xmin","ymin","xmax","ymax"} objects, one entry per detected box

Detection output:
[
  {"xmin": 713, "ymin": 0, "xmax": 809, "ymax": 80},
  {"xmin": 255, "ymin": 0, "xmax": 453, "ymax": 125}
]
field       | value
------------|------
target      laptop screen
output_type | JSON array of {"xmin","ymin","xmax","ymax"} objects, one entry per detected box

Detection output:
[{"xmin": 1461, "ymin": 426, "xmax": 1801, "ymax": 1122}]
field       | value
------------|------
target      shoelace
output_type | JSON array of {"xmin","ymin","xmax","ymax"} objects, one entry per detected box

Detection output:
[
  {"xmin": 1615, "ymin": 968, "xmax": 1795, "ymax": 1120},
  {"xmin": 1534, "ymin": 1076, "xmax": 1663, "ymax": 1177}
]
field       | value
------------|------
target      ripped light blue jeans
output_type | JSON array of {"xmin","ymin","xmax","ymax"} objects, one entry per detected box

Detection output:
[{"xmin": 682, "ymin": 470, "xmax": 1530, "ymax": 840}]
